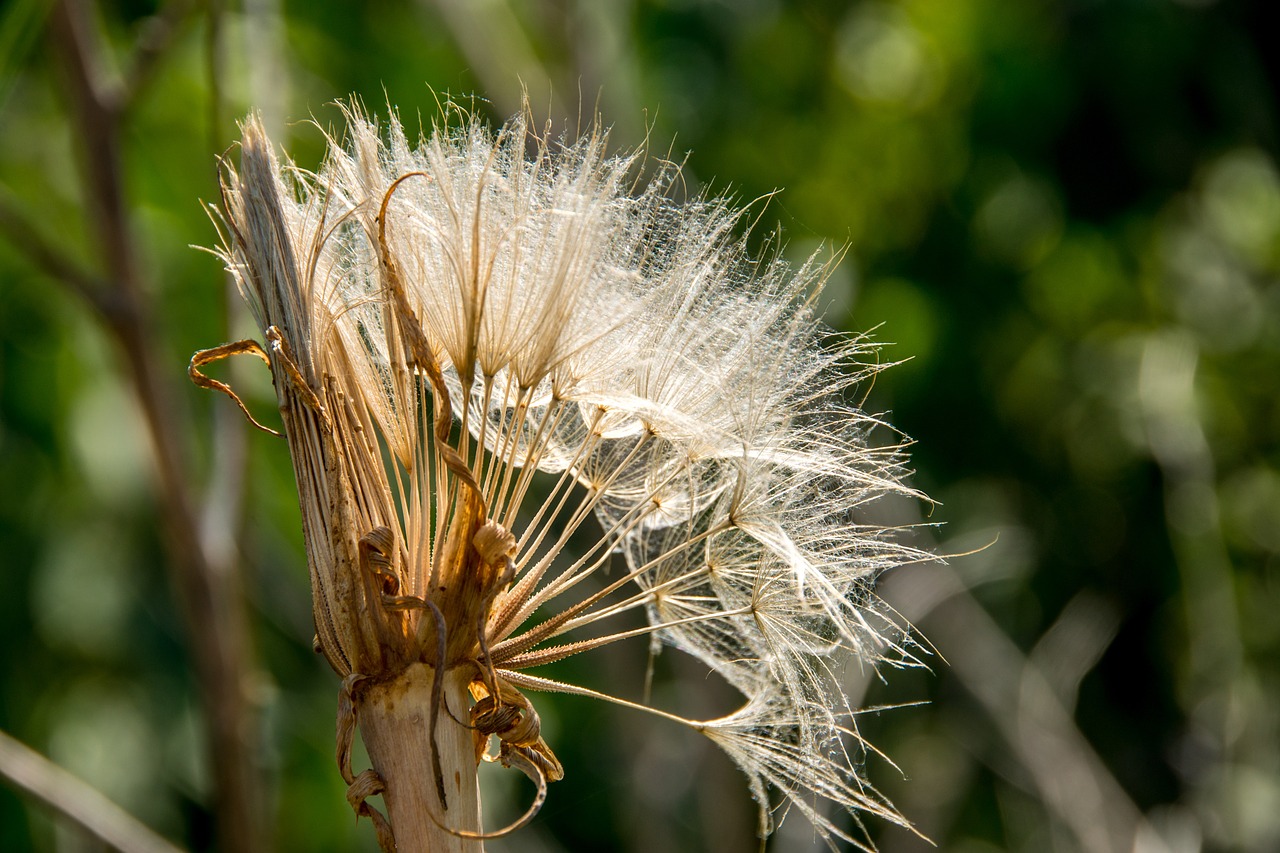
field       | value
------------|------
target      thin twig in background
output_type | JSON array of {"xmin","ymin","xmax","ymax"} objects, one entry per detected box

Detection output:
[
  {"xmin": 0, "ymin": 729, "xmax": 186, "ymax": 853},
  {"xmin": 0, "ymin": 0, "xmax": 54, "ymax": 118},
  {"xmin": 424, "ymin": 0, "xmax": 566, "ymax": 122},
  {"xmin": 1138, "ymin": 334, "xmax": 1243, "ymax": 696},
  {"xmin": 879, "ymin": 562, "xmax": 1173, "ymax": 853},
  {"xmin": 0, "ymin": 1, "xmax": 265, "ymax": 850},
  {"xmin": 0, "ymin": 187, "xmax": 113, "ymax": 313},
  {"xmin": 568, "ymin": 0, "xmax": 645, "ymax": 142},
  {"xmin": 121, "ymin": 0, "xmax": 198, "ymax": 110}
]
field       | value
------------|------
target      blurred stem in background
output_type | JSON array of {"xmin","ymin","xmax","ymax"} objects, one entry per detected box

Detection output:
[
  {"xmin": 0, "ymin": 729, "xmax": 184, "ymax": 853},
  {"xmin": 0, "ymin": 1, "xmax": 262, "ymax": 850}
]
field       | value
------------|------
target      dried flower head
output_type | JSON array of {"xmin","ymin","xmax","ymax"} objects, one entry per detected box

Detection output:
[{"xmin": 193, "ymin": 99, "xmax": 930, "ymax": 851}]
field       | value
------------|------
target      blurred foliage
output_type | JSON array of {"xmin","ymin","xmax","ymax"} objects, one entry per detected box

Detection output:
[{"xmin": 1, "ymin": 0, "xmax": 1278, "ymax": 852}]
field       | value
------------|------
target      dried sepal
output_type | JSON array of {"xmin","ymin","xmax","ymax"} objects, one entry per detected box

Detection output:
[
  {"xmin": 345, "ymin": 769, "xmax": 395, "ymax": 853},
  {"xmin": 188, "ymin": 339, "xmax": 281, "ymax": 436}
]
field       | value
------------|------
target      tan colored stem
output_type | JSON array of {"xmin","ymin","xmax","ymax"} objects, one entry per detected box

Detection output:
[
  {"xmin": 0, "ymin": 729, "xmax": 184, "ymax": 853},
  {"xmin": 358, "ymin": 664, "xmax": 483, "ymax": 853}
]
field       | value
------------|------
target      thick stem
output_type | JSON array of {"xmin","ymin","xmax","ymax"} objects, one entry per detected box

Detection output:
[{"xmin": 358, "ymin": 664, "xmax": 483, "ymax": 853}]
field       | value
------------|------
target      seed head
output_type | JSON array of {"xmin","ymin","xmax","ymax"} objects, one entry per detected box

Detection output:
[{"xmin": 201, "ymin": 99, "xmax": 930, "ymax": 850}]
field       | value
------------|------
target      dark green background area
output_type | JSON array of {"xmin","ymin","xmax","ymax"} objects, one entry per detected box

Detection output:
[{"xmin": 2, "ymin": 1, "xmax": 1278, "ymax": 851}]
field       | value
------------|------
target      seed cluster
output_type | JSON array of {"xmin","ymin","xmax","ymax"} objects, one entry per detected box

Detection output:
[{"xmin": 200, "ymin": 101, "xmax": 929, "ymax": 849}]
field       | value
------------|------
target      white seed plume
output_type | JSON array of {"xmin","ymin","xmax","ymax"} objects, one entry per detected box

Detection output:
[{"xmin": 205, "ymin": 100, "xmax": 930, "ymax": 850}]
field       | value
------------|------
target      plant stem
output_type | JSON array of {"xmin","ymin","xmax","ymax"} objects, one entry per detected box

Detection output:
[
  {"xmin": 358, "ymin": 664, "xmax": 483, "ymax": 853},
  {"xmin": 0, "ymin": 729, "xmax": 184, "ymax": 853},
  {"xmin": 47, "ymin": 2, "xmax": 262, "ymax": 850}
]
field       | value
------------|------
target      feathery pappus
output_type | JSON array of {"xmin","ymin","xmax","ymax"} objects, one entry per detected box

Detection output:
[{"xmin": 192, "ymin": 99, "xmax": 932, "ymax": 852}]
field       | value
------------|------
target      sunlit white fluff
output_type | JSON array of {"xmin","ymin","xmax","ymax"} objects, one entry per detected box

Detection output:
[{"xmin": 213, "ymin": 99, "xmax": 930, "ymax": 850}]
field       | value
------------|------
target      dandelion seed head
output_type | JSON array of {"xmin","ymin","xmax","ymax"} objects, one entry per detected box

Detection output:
[{"xmin": 210, "ymin": 97, "xmax": 930, "ymax": 849}]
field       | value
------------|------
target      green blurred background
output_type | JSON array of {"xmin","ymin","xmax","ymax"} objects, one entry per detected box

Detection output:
[{"xmin": 2, "ymin": 0, "xmax": 1278, "ymax": 851}]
